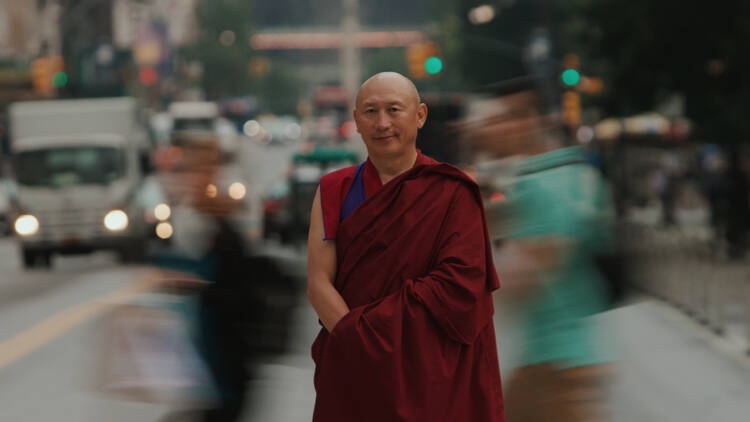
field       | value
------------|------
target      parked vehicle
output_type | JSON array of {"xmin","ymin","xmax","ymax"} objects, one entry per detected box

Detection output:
[{"xmin": 263, "ymin": 146, "xmax": 359, "ymax": 244}]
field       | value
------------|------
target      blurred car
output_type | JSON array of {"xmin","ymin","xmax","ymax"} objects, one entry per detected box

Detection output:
[
  {"xmin": 0, "ymin": 178, "xmax": 11, "ymax": 235},
  {"xmin": 164, "ymin": 101, "xmax": 240, "ymax": 157},
  {"xmin": 263, "ymin": 145, "xmax": 359, "ymax": 244},
  {"xmin": 262, "ymin": 180, "xmax": 292, "ymax": 243},
  {"xmin": 243, "ymin": 114, "xmax": 303, "ymax": 146},
  {"xmin": 154, "ymin": 133, "xmax": 260, "ymax": 250},
  {"xmin": 135, "ymin": 173, "xmax": 173, "ymax": 244}
]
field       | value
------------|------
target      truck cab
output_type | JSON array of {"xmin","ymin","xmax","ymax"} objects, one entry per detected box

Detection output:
[{"xmin": 8, "ymin": 97, "xmax": 152, "ymax": 268}]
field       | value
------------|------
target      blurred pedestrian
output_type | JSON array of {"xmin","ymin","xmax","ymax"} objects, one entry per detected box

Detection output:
[
  {"xmin": 306, "ymin": 72, "xmax": 505, "ymax": 421},
  {"xmin": 154, "ymin": 136, "xmax": 254, "ymax": 422},
  {"xmin": 474, "ymin": 76, "xmax": 616, "ymax": 422}
]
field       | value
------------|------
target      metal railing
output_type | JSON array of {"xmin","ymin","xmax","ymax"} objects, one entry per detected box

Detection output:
[{"xmin": 621, "ymin": 220, "xmax": 750, "ymax": 354}]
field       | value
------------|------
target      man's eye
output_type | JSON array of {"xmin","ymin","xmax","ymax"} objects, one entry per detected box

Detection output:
[
  {"xmin": 365, "ymin": 109, "xmax": 375, "ymax": 113},
  {"xmin": 389, "ymin": 107, "xmax": 400, "ymax": 112}
]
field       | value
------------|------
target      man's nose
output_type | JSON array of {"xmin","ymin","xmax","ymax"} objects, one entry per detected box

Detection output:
[{"xmin": 375, "ymin": 111, "xmax": 391, "ymax": 130}]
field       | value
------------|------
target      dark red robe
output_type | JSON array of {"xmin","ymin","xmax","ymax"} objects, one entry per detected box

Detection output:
[{"xmin": 312, "ymin": 154, "xmax": 505, "ymax": 421}]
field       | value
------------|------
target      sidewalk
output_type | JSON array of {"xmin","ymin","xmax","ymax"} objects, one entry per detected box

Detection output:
[
  {"xmin": 609, "ymin": 299, "xmax": 750, "ymax": 422},
  {"xmin": 238, "ymin": 295, "xmax": 750, "ymax": 422}
]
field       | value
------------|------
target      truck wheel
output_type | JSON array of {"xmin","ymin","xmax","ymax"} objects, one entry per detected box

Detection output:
[
  {"xmin": 40, "ymin": 252, "xmax": 52, "ymax": 269},
  {"xmin": 280, "ymin": 228, "xmax": 292, "ymax": 245},
  {"xmin": 22, "ymin": 250, "xmax": 52, "ymax": 269},
  {"xmin": 22, "ymin": 249, "xmax": 36, "ymax": 269},
  {"xmin": 118, "ymin": 242, "xmax": 145, "ymax": 263}
]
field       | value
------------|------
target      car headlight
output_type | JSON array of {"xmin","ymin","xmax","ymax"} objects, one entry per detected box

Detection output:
[
  {"xmin": 206, "ymin": 184, "xmax": 218, "ymax": 198},
  {"xmin": 14, "ymin": 214, "xmax": 39, "ymax": 236},
  {"xmin": 229, "ymin": 182, "xmax": 246, "ymax": 200},
  {"xmin": 155, "ymin": 221, "xmax": 173, "ymax": 239},
  {"xmin": 103, "ymin": 210, "xmax": 129, "ymax": 231},
  {"xmin": 154, "ymin": 203, "xmax": 171, "ymax": 221}
]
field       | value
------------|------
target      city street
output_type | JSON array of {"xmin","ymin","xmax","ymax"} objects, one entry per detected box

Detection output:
[
  {"xmin": 0, "ymin": 235, "xmax": 749, "ymax": 421},
  {"xmin": 1, "ymin": 1, "xmax": 749, "ymax": 421}
]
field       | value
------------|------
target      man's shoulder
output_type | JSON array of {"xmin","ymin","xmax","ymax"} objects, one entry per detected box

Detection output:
[
  {"xmin": 408, "ymin": 162, "xmax": 485, "ymax": 209},
  {"xmin": 417, "ymin": 161, "xmax": 478, "ymax": 191},
  {"xmin": 320, "ymin": 163, "xmax": 360, "ymax": 185}
]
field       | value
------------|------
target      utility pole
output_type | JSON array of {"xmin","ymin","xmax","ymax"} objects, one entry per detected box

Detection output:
[
  {"xmin": 39, "ymin": 0, "xmax": 62, "ymax": 56},
  {"xmin": 340, "ymin": 0, "xmax": 360, "ymax": 102}
]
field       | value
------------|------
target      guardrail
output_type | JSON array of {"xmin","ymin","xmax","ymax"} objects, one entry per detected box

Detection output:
[{"xmin": 620, "ymin": 221, "xmax": 750, "ymax": 354}]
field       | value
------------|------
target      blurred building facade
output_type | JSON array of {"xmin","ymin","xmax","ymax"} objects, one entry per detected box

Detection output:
[
  {"xmin": 0, "ymin": 0, "xmax": 44, "ymax": 59},
  {"xmin": 113, "ymin": 0, "xmax": 199, "ymax": 50}
]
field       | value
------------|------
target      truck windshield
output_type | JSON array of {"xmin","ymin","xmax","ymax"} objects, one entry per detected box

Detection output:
[
  {"xmin": 15, "ymin": 146, "xmax": 125, "ymax": 187},
  {"xmin": 173, "ymin": 118, "xmax": 213, "ymax": 131}
]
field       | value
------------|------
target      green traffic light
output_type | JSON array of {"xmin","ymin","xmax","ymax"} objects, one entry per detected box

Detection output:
[
  {"xmin": 561, "ymin": 68, "xmax": 580, "ymax": 86},
  {"xmin": 424, "ymin": 56, "xmax": 443, "ymax": 75},
  {"xmin": 52, "ymin": 72, "xmax": 68, "ymax": 88}
]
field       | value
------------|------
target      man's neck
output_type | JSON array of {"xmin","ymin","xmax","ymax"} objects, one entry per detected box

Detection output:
[{"xmin": 369, "ymin": 149, "xmax": 419, "ymax": 185}]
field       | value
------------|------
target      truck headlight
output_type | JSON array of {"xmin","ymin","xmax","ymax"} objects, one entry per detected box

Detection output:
[
  {"xmin": 154, "ymin": 203, "xmax": 171, "ymax": 221},
  {"xmin": 229, "ymin": 182, "xmax": 246, "ymax": 200},
  {"xmin": 155, "ymin": 221, "xmax": 173, "ymax": 239},
  {"xmin": 14, "ymin": 214, "xmax": 39, "ymax": 236},
  {"xmin": 104, "ymin": 210, "xmax": 129, "ymax": 231}
]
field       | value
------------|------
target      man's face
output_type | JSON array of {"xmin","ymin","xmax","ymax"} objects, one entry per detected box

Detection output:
[{"xmin": 353, "ymin": 78, "xmax": 427, "ymax": 159}]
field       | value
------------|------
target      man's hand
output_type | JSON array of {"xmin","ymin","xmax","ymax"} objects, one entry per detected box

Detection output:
[{"xmin": 307, "ymin": 186, "xmax": 350, "ymax": 332}]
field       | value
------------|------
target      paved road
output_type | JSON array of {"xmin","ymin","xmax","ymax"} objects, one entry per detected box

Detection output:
[
  {"xmin": 1, "ymin": 234, "xmax": 749, "ymax": 421},
  {"xmin": 0, "ymin": 239, "xmax": 170, "ymax": 421}
]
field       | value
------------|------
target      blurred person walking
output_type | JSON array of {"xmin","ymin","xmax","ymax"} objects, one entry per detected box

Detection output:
[
  {"xmin": 476, "ymin": 77, "xmax": 616, "ymax": 422},
  {"xmin": 154, "ymin": 137, "xmax": 282, "ymax": 422},
  {"xmin": 306, "ymin": 72, "xmax": 505, "ymax": 421}
]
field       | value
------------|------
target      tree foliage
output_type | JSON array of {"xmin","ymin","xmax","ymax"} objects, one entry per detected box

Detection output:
[
  {"xmin": 582, "ymin": 0, "xmax": 750, "ymax": 141},
  {"xmin": 456, "ymin": 0, "xmax": 750, "ymax": 142},
  {"xmin": 184, "ymin": 0, "xmax": 302, "ymax": 113}
]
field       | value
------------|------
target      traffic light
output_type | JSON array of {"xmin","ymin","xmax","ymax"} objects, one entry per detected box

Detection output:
[
  {"xmin": 562, "ymin": 91, "xmax": 581, "ymax": 127},
  {"xmin": 49, "ymin": 56, "xmax": 66, "ymax": 88},
  {"xmin": 31, "ymin": 57, "xmax": 52, "ymax": 94},
  {"xmin": 248, "ymin": 57, "xmax": 271, "ymax": 78},
  {"xmin": 406, "ymin": 41, "xmax": 442, "ymax": 79},
  {"xmin": 425, "ymin": 56, "xmax": 443, "ymax": 75},
  {"xmin": 561, "ymin": 68, "xmax": 580, "ymax": 87},
  {"xmin": 560, "ymin": 53, "xmax": 581, "ymax": 127},
  {"xmin": 561, "ymin": 53, "xmax": 580, "ymax": 87},
  {"xmin": 30, "ymin": 55, "xmax": 65, "ymax": 94}
]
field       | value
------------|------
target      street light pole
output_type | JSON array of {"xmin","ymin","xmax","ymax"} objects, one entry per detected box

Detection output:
[{"xmin": 341, "ymin": 0, "xmax": 360, "ymax": 102}]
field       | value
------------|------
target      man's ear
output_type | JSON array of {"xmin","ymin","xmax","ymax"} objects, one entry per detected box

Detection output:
[
  {"xmin": 416, "ymin": 103, "xmax": 428, "ymax": 128},
  {"xmin": 352, "ymin": 108, "xmax": 361, "ymax": 133}
]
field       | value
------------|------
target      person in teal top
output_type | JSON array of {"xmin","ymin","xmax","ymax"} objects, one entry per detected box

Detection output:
[
  {"xmin": 471, "ymin": 76, "xmax": 615, "ymax": 421},
  {"xmin": 509, "ymin": 145, "xmax": 615, "ymax": 369}
]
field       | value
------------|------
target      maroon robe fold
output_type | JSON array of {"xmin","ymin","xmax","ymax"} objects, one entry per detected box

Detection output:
[{"xmin": 312, "ymin": 157, "xmax": 505, "ymax": 422}]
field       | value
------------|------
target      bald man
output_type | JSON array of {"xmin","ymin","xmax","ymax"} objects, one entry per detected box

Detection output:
[{"xmin": 307, "ymin": 72, "xmax": 505, "ymax": 421}]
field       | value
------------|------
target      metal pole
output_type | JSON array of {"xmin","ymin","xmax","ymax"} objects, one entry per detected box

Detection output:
[{"xmin": 340, "ymin": 0, "xmax": 360, "ymax": 102}]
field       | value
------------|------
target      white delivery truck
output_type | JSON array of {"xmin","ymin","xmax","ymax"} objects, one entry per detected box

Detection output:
[{"xmin": 8, "ymin": 97, "xmax": 153, "ymax": 268}]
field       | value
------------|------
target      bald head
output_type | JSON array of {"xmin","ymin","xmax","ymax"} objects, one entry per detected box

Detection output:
[
  {"xmin": 352, "ymin": 72, "xmax": 428, "ymax": 163},
  {"xmin": 355, "ymin": 72, "xmax": 420, "ymax": 109}
]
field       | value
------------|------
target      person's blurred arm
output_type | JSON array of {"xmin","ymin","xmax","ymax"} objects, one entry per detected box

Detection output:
[
  {"xmin": 495, "ymin": 236, "xmax": 571, "ymax": 294},
  {"xmin": 307, "ymin": 186, "xmax": 350, "ymax": 332}
]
